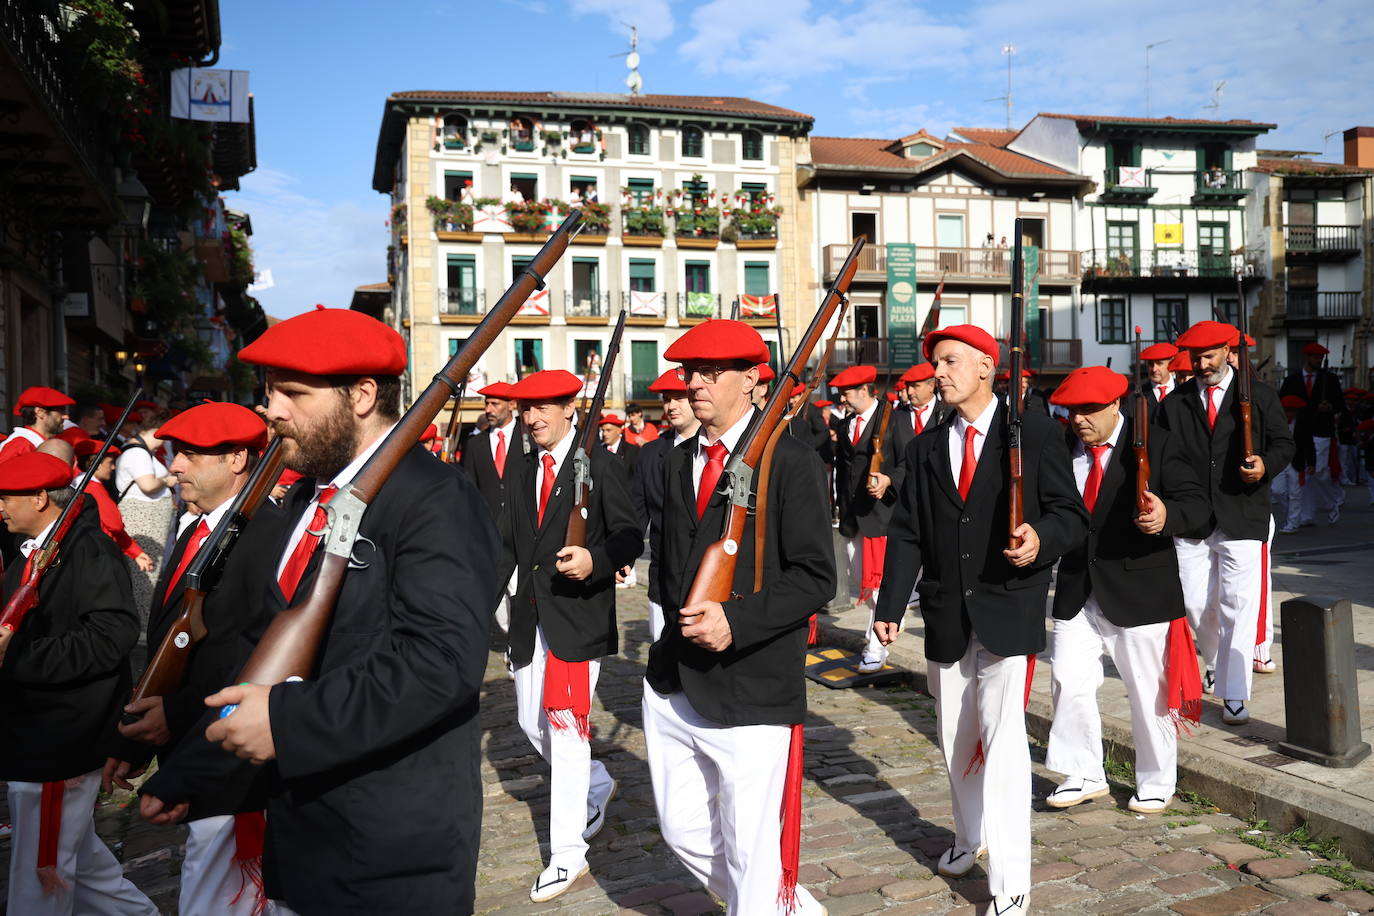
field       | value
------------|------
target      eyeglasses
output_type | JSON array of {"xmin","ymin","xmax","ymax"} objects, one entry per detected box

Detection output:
[{"xmin": 674, "ymin": 363, "xmax": 748, "ymax": 384}]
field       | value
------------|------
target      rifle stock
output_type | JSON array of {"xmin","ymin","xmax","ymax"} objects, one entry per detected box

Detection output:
[
  {"xmin": 1234, "ymin": 274, "xmax": 1255, "ymax": 463},
  {"xmin": 1132, "ymin": 326, "xmax": 1151, "ymax": 515},
  {"xmin": 440, "ymin": 382, "xmax": 466, "ymax": 464},
  {"xmin": 0, "ymin": 389, "xmax": 143, "ymax": 633},
  {"xmin": 225, "ymin": 210, "xmax": 585, "ymax": 696},
  {"xmin": 566, "ymin": 310, "xmax": 628, "ymax": 549},
  {"xmin": 1007, "ymin": 220, "xmax": 1026, "ymax": 549}
]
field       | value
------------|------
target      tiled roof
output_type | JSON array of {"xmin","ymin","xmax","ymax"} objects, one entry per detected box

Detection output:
[
  {"xmin": 809, "ymin": 136, "xmax": 1080, "ymax": 180},
  {"xmin": 354, "ymin": 282, "xmax": 392, "ymax": 293},
  {"xmin": 952, "ymin": 127, "xmax": 1017, "ymax": 147},
  {"xmin": 387, "ymin": 90, "xmax": 812, "ymax": 123},
  {"xmin": 1036, "ymin": 113, "xmax": 1276, "ymax": 131},
  {"xmin": 1253, "ymin": 157, "xmax": 1374, "ymax": 177}
]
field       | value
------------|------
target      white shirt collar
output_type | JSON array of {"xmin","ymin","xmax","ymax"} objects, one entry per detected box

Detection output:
[
  {"xmin": 1201, "ymin": 366, "xmax": 1233, "ymax": 397},
  {"xmin": 1076, "ymin": 414, "xmax": 1125, "ymax": 457},
  {"xmin": 317, "ymin": 422, "xmax": 399, "ymax": 499},
  {"xmin": 539, "ymin": 423, "xmax": 577, "ymax": 469},
  {"xmin": 698, "ymin": 408, "xmax": 753, "ymax": 456},
  {"xmin": 178, "ymin": 493, "xmax": 235, "ymax": 538},
  {"xmin": 853, "ymin": 400, "xmax": 878, "ymax": 427},
  {"xmin": 954, "ymin": 396, "xmax": 998, "ymax": 439},
  {"xmin": 20, "ymin": 518, "xmax": 58, "ymax": 558}
]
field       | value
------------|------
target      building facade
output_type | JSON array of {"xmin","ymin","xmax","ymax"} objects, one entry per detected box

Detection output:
[{"xmin": 371, "ymin": 91, "xmax": 813, "ymax": 412}]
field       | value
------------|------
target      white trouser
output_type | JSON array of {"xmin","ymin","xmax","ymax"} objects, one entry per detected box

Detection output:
[
  {"xmin": 1255, "ymin": 517, "xmax": 1275, "ymax": 662},
  {"xmin": 1340, "ymin": 443, "xmax": 1359, "ymax": 485},
  {"xmin": 181, "ymin": 815, "xmax": 260, "ymax": 916},
  {"xmin": 1046, "ymin": 602, "xmax": 1177, "ymax": 801},
  {"xmin": 1174, "ymin": 529, "xmax": 1262, "ymax": 702},
  {"xmin": 1271, "ymin": 465, "xmax": 1308, "ymax": 528},
  {"xmin": 648, "ymin": 599, "xmax": 665, "ymax": 643},
  {"xmin": 929, "ymin": 637, "xmax": 1032, "ymax": 898},
  {"xmin": 845, "ymin": 535, "xmax": 888, "ymax": 664},
  {"xmin": 1302, "ymin": 437, "xmax": 1344, "ymax": 518},
  {"xmin": 6, "ymin": 772, "xmax": 158, "ymax": 916},
  {"xmin": 512, "ymin": 625, "xmax": 613, "ymax": 867},
  {"xmin": 642, "ymin": 684, "xmax": 823, "ymax": 915}
]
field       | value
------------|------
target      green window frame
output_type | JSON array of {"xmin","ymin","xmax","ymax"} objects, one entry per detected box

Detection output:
[
  {"xmin": 1099, "ymin": 298, "xmax": 1127, "ymax": 343},
  {"xmin": 627, "ymin": 177, "xmax": 655, "ymax": 206},
  {"xmin": 445, "ymin": 254, "xmax": 477, "ymax": 314},
  {"xmin": 628, "ymin": 124, "xmax": 650, "ymax": 156},
  {"xmin": 742, "ymin": 129, "xmax": 763, "ymax": 161},
  {"xmin": 743, "ymin": 261, "xmax": 770, "ymax": 296},
  {"xmin": 681, "ymin": 126, "xmax": 704, "ymax": 158},
  {"xmin": 1153, "ymin": 298, "xmax": 1187, "ymax": 342},
  {"xmin": 444, "ymin": 170, "xmax": 473, "ymax": 200},
  {"xmin": 685, "ymin": 260, "xmax": 711, "ymax": 293},
  {"xmin": 629, "ymin": 258, "xmax": 656, "ymax": 292}
]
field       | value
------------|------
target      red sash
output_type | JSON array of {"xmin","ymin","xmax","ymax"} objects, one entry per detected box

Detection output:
[{"xmin": 543, "ymin": 652, "xmax": 591, "ymax": 739}]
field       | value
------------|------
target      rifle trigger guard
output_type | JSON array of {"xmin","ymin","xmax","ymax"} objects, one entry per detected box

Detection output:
[
  {"xmin": 722, "ymin": 462, "xmax": 755, "ymax": 512},
  {"xmin": 320, "ymin": 490, "xmax": 369, "ymax": 563},
  {"xmin": 348, "ymin": 534, "xmax": 376, "ymax": 570}
]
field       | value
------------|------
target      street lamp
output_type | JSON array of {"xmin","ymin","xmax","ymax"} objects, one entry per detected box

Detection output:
[{"xmin": 116, "ymin": 171, "xmax": 151, "ymax": 234}]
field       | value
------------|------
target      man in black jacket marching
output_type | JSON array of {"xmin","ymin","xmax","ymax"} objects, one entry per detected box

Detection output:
[
  {"xmin": 504, "ymin": 369, "xmax": 642, "ymax": 903},
  {"xmin": 874, "ymin": 325, "xmax": 1087, "ymax": 915},
  {"xmin": 460, "ymin": 380, "xmax": 525, "ymax": 635},
  {"xmin": 1157, "ymin": 320, "xmax": 1293, "ymax": 726},
  {"xmin": 1042, "ymin": 367, "xmax": 1208, "ymax": 816}
]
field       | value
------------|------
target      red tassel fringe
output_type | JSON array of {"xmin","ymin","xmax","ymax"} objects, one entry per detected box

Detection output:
[
  {"xmin": 1165, "ymin": 618, "xmax": 1203, "ymax": 735},
  {"xmin": 1255, "ymin": 541, "xmax": 1269, "ymax": 647},
  {"xmin": 543, "ymin": 652, "xmax": 592, "ymax": 740},
  {"xmin": 777, "ymin": 722, "xmax": 805, "ymax": 914},
  {"xmin": 231, "ymin": 811, "xmax": 267, "ymax": 916}
]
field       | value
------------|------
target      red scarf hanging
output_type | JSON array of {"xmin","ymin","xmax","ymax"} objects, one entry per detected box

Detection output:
[
  {"xmin": 965, "ymin": 655, "xmax": 1036, "ymax": 777},
  {"xmin": 543, "ymin": 652, "xmax": 591, "ymax": 739},
  {"xmin": 1165, "ymin": 618, "xmax": 1203, "ymax": 731},
  {"xmin": 36, "ymin": 780, "xmax": 65, "ymax": 894},
  {"xmin": 859, "ymin": 536, "xmax": 886, "ymax": 603},
  {"xmin": 1255, "ymin": 542, "xmax": 1270, "ymax": 647},
  {"xmin": 777, "ymin": 722, "xmax": 805, "ymax": 914},
  {"xmin": 1328, "ymin": 437, "xmax": 1342, "ymax": 480},
  {"xmin": 230, "ymin": 811, "xmax": 267, "ymax": 915}
]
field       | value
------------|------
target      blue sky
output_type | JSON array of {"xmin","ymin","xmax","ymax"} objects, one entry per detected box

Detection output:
[{"xmin": 220, "ymin": 0, "xmax": 1373, "ymax": 319}]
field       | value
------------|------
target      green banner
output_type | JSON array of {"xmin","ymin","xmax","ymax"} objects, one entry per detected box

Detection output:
[
  {"xmin": 1024, "ymin": 245, "xmax": 1041, "ymax": 369},
  {"xmin": 885, "ymin": 243, "xmax": 919, "ymax": 366}
]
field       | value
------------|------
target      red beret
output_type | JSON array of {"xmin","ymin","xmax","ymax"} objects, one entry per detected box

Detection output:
[
  {"xmin": 1302, "ymin": 342, "xmax": 1329, "ymax": 356},
  {"xmin": 238, "ymin": 305, "xmax": 406, "ymax": 376},
  {"xmin": 56, "ymin": 428, "xmax": 90, "ymax": 446},
  {"xmin": 598, "ymin": 413, "xmax": 624, "ymax": 427},
  {"xmin": 831, "ymin": 365, "xmax": 877, "ymax": 389},
  {"xmin": 923, "ymin": 324, "xmax": 999, "ymax": 362},
  {"xmin": 996, "ymin": 369, "xmax": 1035, "ymax": 382},
  {"xmin": 1280, "ymin": 395, "xmax": 1308, "ymax": 409},
  {"xmin": 74, "ymin": 437, "xmax": 118, "ymax": 459},
  {"xmin": 1359, "ymin": 419, "xmax": 1374, "ymax": 432},
  {"xmin": 665, "ymin": 320, "xmax": 770, "ymax": 364},
  {"xmin": 0, "ymin": 452, "xmax": 77, "ymax": 492},
  {"xmin": 420, "ymin": 423, "xmax": 439, "ymax": 442},
  {"xmin": 900, "ymin": 363, "xmax": 935, "ymax": 383},
  {"xmin": 647, "ymin": 369, "xmax": 687, "ymax": 394},
  {"xmin": 478, "ymin": 382, "xmax": 516, "ymax": 399},
  {"xmin": 134, "ymin": 399, "xmax": 159, "ymax": 412},
  {"xmin": 1229, "ymin": 330, "xmax": 1256, "ymax": 348},
  {"xmin": 13, "ymin": 386, "xmax": 74, "ymax": 416},
  {"xmin": 1176, "ymin": 320, "xmax": 1237, "ymax": 350},
  {"xmin": 510, "ymin": 369, "xmax": 582, "ymax": 401},
  {"xmin": 1168, "ymin": 352, "xmax": 1193, "ymax": 372},
  {"xmin": 756, "ymin": 364, "xmax": 775, "ymax": 383},
  {"xmin": 886, "ymin": 391, "xmax": 899, "ymax": 402},
  {"xmin": 127, "ymin": 411, "xmax": 144, "ymax": 425},
  {"xmin": 1139, "ymin": 342, "xmax": 1179, "ymax": 361},
  {"xmin": 1345, "ymin": 388, "xmax": 1368, "ymax": 397},
  {"xmin": 158, "ymin": 403, "xmax": 269, "ymax": 451},
  {"xmin": 814, "ymin": 399, "xmax": 834, "ymax": 408},
  {"xmin": 1050, "ymin": 366, "xmax": 1129, "ymax": 407}
]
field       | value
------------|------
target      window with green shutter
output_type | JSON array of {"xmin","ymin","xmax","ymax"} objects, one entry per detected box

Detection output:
[
  {"xmin": 682, "ymin": 126, "xmax": 704, "ymax": 158},
  {"xmin": 627, "ymin": 178, "xmax": 655, "ymax": 206},
  {"xmin": 744, "ymin": 262, "xmax": 770, "ymax": 296},
  {"xmin": 742, "ymin": 130, "xmax": 763, "ymax": 161},
  {"xmin": 685, "ymin": 261, "xmax": 711, "ymax": 293},
  {"xmin": 628, "ymin": 124, "xmax": 650, "ymax": 156}
]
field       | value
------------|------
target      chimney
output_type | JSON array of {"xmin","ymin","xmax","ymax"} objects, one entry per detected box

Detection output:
[{"xmin": 1343, "ymin": 127, "xmax": 1374, "ymax": 168}]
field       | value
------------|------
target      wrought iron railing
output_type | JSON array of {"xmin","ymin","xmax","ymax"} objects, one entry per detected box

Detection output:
[
  {"xmin": 1285, "ymin": 290, "xmax": 1360, "ymax": 319},
  {"xmin": 437, "ymin": 287, "xmax": 485, "ymax": 316},
  {"xmin": 565, "ymin": 289, "xmax": 609, "ymax": 319},
  {"xmin": 1283, "ymin": 224, "xmax": 1360, "ymax": 253},
  {"xmin": 1194, "ymin": 169, "xmax": 1246, "ymax": 194},
  {"xmin": 822, "ymin": 244, "xmax": 1080, "ymax": 281},
  {"xmin": 1083, "ymin": 249, "xmax": 1246, "ymax": 279}
]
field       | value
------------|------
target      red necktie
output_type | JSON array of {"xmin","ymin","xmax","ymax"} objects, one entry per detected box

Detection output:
[
  {"xmin": 162, "ymin": 519, "xmax": 209, "ymax": 605},
  {"xmin": 1082, "ymin": 444, "xmax": 1111, "ymax": 512},
  {"xmin": 697, "ymin": 442, "xmax": 728, "ymax": 519},
  {"xmin": 494, "ymin": 429, "xmax": 507, "ymax": 479},
  {"xmin": 1206, "ymin": 386, "xmax": 1220, "ymax": 430},
  {"xmin": 913, "ymin": 407, "xmax": 925, "ymax": 435},
  {"xmin": 536, "ymin": 453, "xmax": 556, "ymax": 526},
  {"xmin": 957, "ymin": 425, "xmax": 978, "ymax": 500},
  {"xmin": 851, "ymin": 416, "xmax": 862, "ymax": 446},
  {"xmin": 1158, "ymin": 385, "xmax": 1167, "ymax": 401},
  {"xmin": 278, "ymin": 486, "xmax": 338, "ymax": 602},
  {"xmin": 1304, "ymin": 373, "xmax": 1313, "ymax": 397}
]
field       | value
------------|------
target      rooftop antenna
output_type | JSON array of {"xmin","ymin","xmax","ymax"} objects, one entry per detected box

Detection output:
[
  {"xmin": 1323, "ymin": 129, "xmax": 1342, "ymax": 156},
  {"xmin": 1145, "ymin": 39, "xmax": 1171, "ymax": 117},
  {"xmin": 984, "ymin": 44, "xmax": 1015, "ymax": 130},
  {"xmin": 607, "ymin": 23, "xmax": 642, "ymax": 95},
  {"xmin": 1203, "ymin": 80, "xmax": 1225, "ymax": 116}
]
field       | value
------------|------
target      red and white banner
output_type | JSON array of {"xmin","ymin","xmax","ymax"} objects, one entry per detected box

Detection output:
[
  {"xmin": 519, "ymin": 288, "xmax": 550, "ymax": 317},
  {"xmin": 473, "ymin": 204, "xmax": 510, "ymax": 232},
  {"xmin": 629, "ymin": 290, "xmax": 664, "ymax": 317},
  {"xmin": 740, "ymin": 293, "xmax": 776, "ymax": 318}
]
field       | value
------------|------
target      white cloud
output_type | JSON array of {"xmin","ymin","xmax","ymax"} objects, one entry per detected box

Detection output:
[
  {"xmin": 228, "ymin": 167, "xmax": 385, "ymax": 319},
  {"xmin": 569, "ymin": 0, "xmax": 674, "ymax": 44}
]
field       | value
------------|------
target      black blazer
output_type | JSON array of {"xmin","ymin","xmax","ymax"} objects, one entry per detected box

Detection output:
[
  {"xmin": 901, "ymin": 399, "xmax": 953, "ymax": 436},
  {"xmin": 834, "ymin": 401, "xmax": 910, "ymax": 538},
  {"xmin": 1156, "ymin": 376, "xmax": 1294, "ymax": 541},
  {"xmin": 787, "ymin": 402, "xmax": 832, "ymax": 465},
  {"xmin": 505, "ymin": 437, "xmax": 642, "ymax": 667},
  {"xmin": 602, "ymin": 439, "xmax": 640, "ymax": 478},
  {"xmin": 1279, "ymin": 369, "xmax": 1348, "ymax": 438},
  {"xmin": 631, "ymin": 432, "xmax": 679, "ymax": 604},
  {"xmin": 459, "ymin": 421, "xmax": 527, "ymax": 546},
  {"xmin": 146, "ymin": 445, "xmax": 500, "ymax": 914},
  {"xmin": 1051, "ymin": 422, "xmax": 1208, "ymax": 627},
  {"xmin": 1138, "ymin": 381, "xmax": 1171, "ymax": 424},
  {"xmin": 646, "ymin": 416, "xmax": 835, "ymax": 726},
  {"xmin": 111, "ymin": 503, "xmax": 284, "ymax": 816},
  {"xmin": 874, "ymin": 402, "xmax": 1088, "ymax": 663},
  {"xmin": 0, "ymin": 502, "xmax": 138, "ymax": 782}
]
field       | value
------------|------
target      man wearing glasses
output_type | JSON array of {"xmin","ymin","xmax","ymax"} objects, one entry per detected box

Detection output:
[{"xmin": 645, "ymin": 320, "xmax": 834, "ymax": 915}]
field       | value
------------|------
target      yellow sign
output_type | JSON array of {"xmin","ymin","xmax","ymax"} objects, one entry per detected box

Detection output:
[{"xmin": 1155, "ymin": 223, "xmax": 1183, "ymax": 245}]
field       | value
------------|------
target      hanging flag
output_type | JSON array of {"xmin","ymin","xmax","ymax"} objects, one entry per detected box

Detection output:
[
  {"xmin": 740, "ymin": 294, "xmax": 776, "ymax": 318},
  {"xmin": 170, "ymin": 69, "xmax": 251, "ymax": 122}
]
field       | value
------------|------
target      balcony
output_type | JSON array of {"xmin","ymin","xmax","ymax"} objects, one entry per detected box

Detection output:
[
  {"xmin": 1283, "ymin": 224, "xmax": 1360, "ymax": 259},
  {"xmin": 628, "ymin": 374, "xmax": 657, "ymax": 400},
  {"xmin": 1099, "ymin": 167, "xmax": 1156, "ymax": 202},
  {"xmin": 821, "ymin": 244, "xmax": 1081, "ymax": 284},
  {"xmin": 673, "ymin": 207, "xmax": 720, "ymax": 249},
  {"xmin": 678, "ymin": 291, "xmax": 720, "ymax": 323},
  {"xmin": 622, "ymin": 207, "xmax": 666, "ymax": 246},
  {"xmin": 833, "ymin": 337, "xmax": 890, "ymax": 366},
  {"xmin": 1039, "ymin": 338, "xmax": 1083, "ymax": 370},
  {"xmin": 565, "ymin": 289, "xmax": 610, "ymax": 323},
  {"xmin": 624, "ymin": 290, "xmax": 666, "ymax": 322},
  {"xmin": 1283, "ymin": 290, "xmax": 1360, "ymax": 321},
  {"xmin": 437, "ymin": 287, "xmax": 486, "ymax": 320},
  {"xmin": 1082, "ymin": 249, "xmax": 1248, "ymax": 289},
  {"xmin": 1193, "ymin": 168, "xmax": 1247, "ymax": 201}
]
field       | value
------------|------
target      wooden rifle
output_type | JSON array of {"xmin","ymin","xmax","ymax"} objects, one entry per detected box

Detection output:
[
  {"xmin": 0, "ymin": 389, "xmax": 142, "ymax": 633},
  {"xmin": 1233, "ymin": 273, "xmax": 1255, "ymax": 466},
  {"xmin": 123, "ymin": 436, "xmax": 286, "ymax": 723},
  {"xmin": 866, "ymin": 349, "xmax": 896, "ymax": 489},
  {"xmin": 1131, "ymin": 326, "xmax": 1152, "ymax": 515},
  {"xmin": 221, "ymin": 210, "xmax": 584, "ymax": 706},
  {"xmin": 439, "ymin": 380, "xmax": 466, "ymax": 464},
  {"xmin": 1007, "ymin": 219, "xmax": 1026, "ymax": 549},
  {"xmin": 683, "ymin": 238, "xmax": 863, "ymax": 609},
  {"xmin": 565, "ymin": 309, "xmax": 628, "ymax": 549}
]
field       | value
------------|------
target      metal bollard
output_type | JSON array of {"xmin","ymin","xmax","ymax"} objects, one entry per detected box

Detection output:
[{"xmin": 1277, "ymin": 596, "xmax": 1372, "ymax": 767}]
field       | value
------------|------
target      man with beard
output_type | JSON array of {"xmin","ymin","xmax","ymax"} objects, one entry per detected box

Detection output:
[
  {"xmin": 1, "ymin": 387, "xmax": 74, "ymax": 462},
  {"xmin": 873, "ymin": 325, "xmax": 1087, "ymax": 915},
  {"xmin": 1157, "ymin": 320, "xmax": 1291, "ymax": 726},
  {"xmin": 140, "ymin": 307, "xmax": 499, "ymax": 915},
  {"xmin": 461, "ymin": 381, "xmax": 525, "ymax": 635},
  {"xmin": 503, "ymin": 369, "xmax": 641, "ymax": 902},
  {"xmin": 104, "ymin": 402, "xmax": 281, "ymax": 916},
  {"xmin": 632, "ymin": 369, "xmax": 701, "ymax": 641}
]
